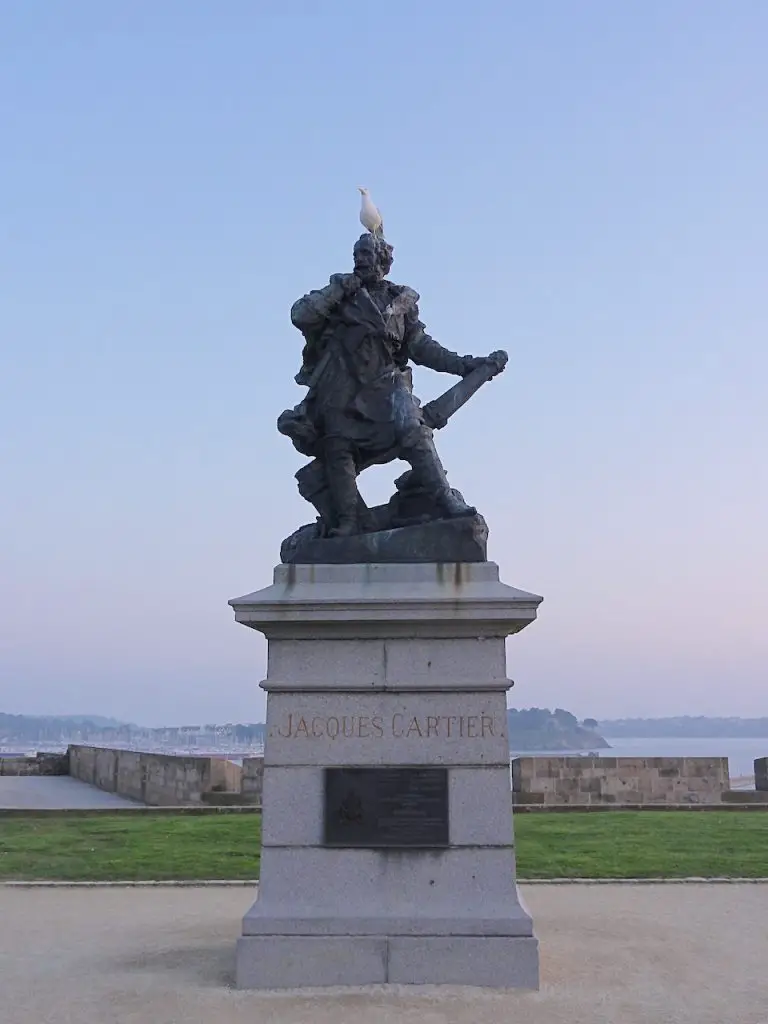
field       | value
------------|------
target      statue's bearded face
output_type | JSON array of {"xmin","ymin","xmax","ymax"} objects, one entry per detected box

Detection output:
[{"xmin": 353, "ymin": 237, "xmax": 393, "ymax": 285}]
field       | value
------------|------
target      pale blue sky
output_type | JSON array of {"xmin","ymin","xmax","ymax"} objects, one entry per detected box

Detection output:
[{"xmin": 1, "ymin": 2, "xmax": 766, "ymax": 726}]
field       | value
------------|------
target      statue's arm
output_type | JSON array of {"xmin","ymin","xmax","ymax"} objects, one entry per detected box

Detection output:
[
  {"xmin": 404, "ymin": 306, "xmax": 472, "ymax": 376},
  {"xmin": 290, "ymin": 274, "xmax": 356, "ymax": 333}
]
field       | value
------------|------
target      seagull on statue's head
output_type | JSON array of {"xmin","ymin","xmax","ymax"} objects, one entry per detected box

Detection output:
[{"xmin": 357, "ymin": 186, "xmax": 384, "ymax": 237}]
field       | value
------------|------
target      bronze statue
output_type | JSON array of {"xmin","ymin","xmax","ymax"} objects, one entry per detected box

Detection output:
[{"xmin": 278, "ymin": 232, "xmax": 507, "ymax": 562}]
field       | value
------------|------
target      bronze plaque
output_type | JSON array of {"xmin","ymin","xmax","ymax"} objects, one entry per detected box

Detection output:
[{"xmin": 324, "ymin": 767, "xmax": 449, "ymax": 848}]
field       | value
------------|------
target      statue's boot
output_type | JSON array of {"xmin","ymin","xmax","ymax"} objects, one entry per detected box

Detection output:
[
  {"xmin": 296, "ymin": 461, "xmax": 335, "ymax": 528},
  {"xmin": 406, "ymin": 439, "xmax": 476, "ymax": 519},
  {"xmin": 330, "ymin": 515, "xmax": 358, "ymax": 538},
  {"xmin": 324, "ymin": 439, "xmax": 361, "ymax": 537}
]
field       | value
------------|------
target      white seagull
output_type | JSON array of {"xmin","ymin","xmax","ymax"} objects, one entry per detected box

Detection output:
[{"xmin": 357, "ymin": 186, "xmax": 384, "ymax": 236}]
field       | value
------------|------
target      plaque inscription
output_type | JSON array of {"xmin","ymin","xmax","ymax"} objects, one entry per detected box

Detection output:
[{"xmin": 324, "ymin": 767, "xmax": 449, "ymax": 848}]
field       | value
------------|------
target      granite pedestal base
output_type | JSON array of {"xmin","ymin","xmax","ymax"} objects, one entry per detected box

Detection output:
[
  {"xmin": 229, "ymin": 562, "xmax": 543, "ymax": 990},
  {"xmin": 236, "ymin": 934, "xmax": 539, "ymax": 989}
]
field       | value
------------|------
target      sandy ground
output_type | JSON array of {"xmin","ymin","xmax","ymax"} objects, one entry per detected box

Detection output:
[
  {"xmin": 1, "ymin": 885, "xmax": 767, "ymax": 1024},
  {"xmin": 0, "ymin": 776, "xmax": 138, "ymax": 809}
]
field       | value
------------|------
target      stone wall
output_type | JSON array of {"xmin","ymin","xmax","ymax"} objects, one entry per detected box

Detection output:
[
  {"xmin": 241, "ymin": 756, "xmax": 264, "ymax": 804},
  {"xmin": 756, "ymin": 758, "xmax": 768, "ymax": 792},
  {"xmin": 512, "ymin": 756, "xmax": 730, "ymax": 805},
  {"xmin": 68, "ymin": 746, "xmax": 223, "ymax": 806},
  {"xmin": 0, "ymin": 752, "xmax": 69, "ymax": 776},
  {"xmin": 67, "ymin": 746, "xmax": 263, "ymax": 806},
  {"xmin": 210, "ymin": 757, "xmax": 243, "ymax": 793}
]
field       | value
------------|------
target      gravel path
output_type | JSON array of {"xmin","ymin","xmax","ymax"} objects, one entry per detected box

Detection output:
[
  {"xmin": 0, "ymin": 776, "xmax": 138, "ymax": 808},
  {"xmin": 0, "ymin": 884, "xmax": 766, "ymax": 1023}
]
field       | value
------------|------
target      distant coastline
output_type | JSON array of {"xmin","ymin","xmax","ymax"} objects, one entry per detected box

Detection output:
[
  {"xmin": 598, "ymin": 716, "xmax": 768, "ymax": 739},
  {"xmin": 506, "ymin": 708, "xmax": 610, "ymax": 753},
  {"xmin": 2, "ymin": 708, "xmax": 611, "ymax": 754},
  {"xmin": 5, "ymin": 712, "xmax": 767, "ymax": 756}
]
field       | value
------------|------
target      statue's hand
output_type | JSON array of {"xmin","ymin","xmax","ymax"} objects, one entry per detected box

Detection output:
[
  {"xmin": 340, "ymin": 273, "xmax": 361, "ymax": 297},
  {"xmin": 461, "ymin": 350, "xmax": 508, "ymax": 378},
  {"xmin": 486, "ymin": 349, "xmax": 508, "ymax": 376},
  {"xmin": 328, "ymin": 273, "xmax": 362, "ymax": 307}
]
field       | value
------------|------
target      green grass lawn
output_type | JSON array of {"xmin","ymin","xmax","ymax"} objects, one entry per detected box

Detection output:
[
  {"xmin": 0, "ymin": 812, "xmax": 766, "ymax": 881},
  {"xmin": 0, "ymin": 815, "xmax": 262, "ymax": 882},
  {"xmin": 513, "ymin": 811, "xmax": 768, "ymax": 879}
]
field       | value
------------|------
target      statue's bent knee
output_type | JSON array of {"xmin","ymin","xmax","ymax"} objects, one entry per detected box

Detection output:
[{"xmin": 296, "ymin": 461, "xmax": 326, "ymax": 500}]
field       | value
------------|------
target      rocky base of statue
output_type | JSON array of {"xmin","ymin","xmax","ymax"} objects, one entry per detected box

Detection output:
[
  {"xmin": 282, "ymin": 512, "xmax": 488, "ymax": 564},
  {"xmin": 281, "ymin": 475, "xmax": 489, "ymax": 564},
  {"xmin": 281, "ymin": 508, "xmax": 489, "ymax": 565}
]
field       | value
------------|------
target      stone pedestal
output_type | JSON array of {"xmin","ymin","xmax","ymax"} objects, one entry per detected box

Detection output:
[{"xmin": 229, "ymin": 562, "xmax": 543, "ymax": 989}]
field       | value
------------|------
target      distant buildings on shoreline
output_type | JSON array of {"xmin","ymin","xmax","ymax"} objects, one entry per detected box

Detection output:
[{"xmin": 0, "ymin": 717, "xmax": 267, "ymax": 759}]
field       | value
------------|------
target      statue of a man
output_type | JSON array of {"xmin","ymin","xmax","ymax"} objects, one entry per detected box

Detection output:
[{"xmin": 281, "ymin": 232, "xmax": 505, "ymax": 537}]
